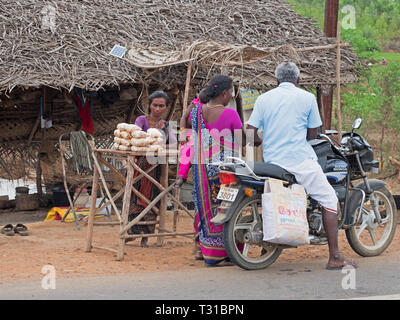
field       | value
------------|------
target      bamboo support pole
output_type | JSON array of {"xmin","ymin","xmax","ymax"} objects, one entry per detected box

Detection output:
[
  {"xmin": 117, "ymin": 155, "xmax": 134, "ymax": 261},
  {"xmin": 85, "ymin": 161, "xmax": 100, "ymax": 252},
  {"xmin": 91, "ymin": 245, "xmax": 119, "ymax": 254},
  {"xmin": 157, "ymin": 162, "xmax": 169, "ymax": 246}
]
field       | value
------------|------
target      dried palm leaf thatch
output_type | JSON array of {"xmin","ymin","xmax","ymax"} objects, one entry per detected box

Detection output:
[{"xmin": 0, "ymin": 0, "xmax": 361, "ymax": 94}]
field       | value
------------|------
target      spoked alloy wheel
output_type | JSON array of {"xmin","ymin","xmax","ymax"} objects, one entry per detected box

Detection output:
[
  {"xmin": 346, "ymin": 186, "xmax": 397, "ymax": 257},
  {"xmin": 223, "ymin": 195, "xmax": 282, "ymax": 270}
]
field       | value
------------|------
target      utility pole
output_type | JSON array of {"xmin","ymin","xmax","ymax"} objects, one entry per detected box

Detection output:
[{"xmin": 322, "ymin": 0, "xmax": 339, "ymax": 130}]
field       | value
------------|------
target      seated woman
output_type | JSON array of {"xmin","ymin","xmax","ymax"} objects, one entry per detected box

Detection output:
[
  {"xmin": 179, "ymin": 75, "xmax": 243, "ymax": 266},
  {"xmin": 128, "ymin": 90, "xmax": 176, "ymax": 247}
]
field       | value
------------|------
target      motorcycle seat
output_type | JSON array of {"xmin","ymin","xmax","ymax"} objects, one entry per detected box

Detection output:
[{"xmin": 250, "ymin": 162, "xmax": 297, "ymax": 184}]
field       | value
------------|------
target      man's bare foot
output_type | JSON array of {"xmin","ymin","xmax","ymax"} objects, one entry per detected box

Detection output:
[{"xmin": 326, "ymin": 252, "xmax": 358, "ymax": 270}]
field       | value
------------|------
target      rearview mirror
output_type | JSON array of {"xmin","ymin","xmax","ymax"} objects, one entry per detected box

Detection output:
[{"xmin": 352, "ymin": 118, "xmax": 362, "ymax": 130}]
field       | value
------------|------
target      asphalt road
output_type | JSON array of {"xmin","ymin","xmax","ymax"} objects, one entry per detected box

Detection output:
[{"xmin": 0, "ymin": 254, "xmax": 399, "ymax": 300}]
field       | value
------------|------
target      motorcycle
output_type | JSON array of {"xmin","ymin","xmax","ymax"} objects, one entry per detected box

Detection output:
[{"xmin": 212, "ymin": 118, "xmax": 397, "ymax": 270}]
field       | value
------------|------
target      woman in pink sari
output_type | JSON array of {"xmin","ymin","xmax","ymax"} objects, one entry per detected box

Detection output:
[{"xmin": 179, "ymin": 75, "xmax": 243, "ymax": 266}]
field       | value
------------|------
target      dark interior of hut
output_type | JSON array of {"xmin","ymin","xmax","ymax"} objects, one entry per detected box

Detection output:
[{"xmin": 0, "ymin": 84, "xmax": 190, "ymax": 198}]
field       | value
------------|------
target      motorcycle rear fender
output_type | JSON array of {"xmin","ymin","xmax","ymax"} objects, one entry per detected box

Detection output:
[
  {"xmin": 215, "ymin": 186, "xmax": 247, "ymax": 225},
  {"xmin": 345, "ymin": 179, "xmax": 386, "ymax": 225}
]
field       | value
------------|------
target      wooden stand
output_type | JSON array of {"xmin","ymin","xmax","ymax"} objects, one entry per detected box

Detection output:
[{"xmin": 85, "ymin": 149, "xmax": 194, "ymax": 261}]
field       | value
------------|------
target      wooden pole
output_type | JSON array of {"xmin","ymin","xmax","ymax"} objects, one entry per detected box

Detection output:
[
  {"xmin": 117, "ymin": 155, "xmax": 134, "ymax": 261},
  {"xmin": 323, "ymin": 0, "xmax": 340, "ymax": 130},
  {"xmin": 85, "ymin": 158, "xmax": 100, "ymax": 252},
  {"xmin": 157, "ymin": 162, "xmax": 169, "ymax": 246},
  {"xmin": 182, "ymin": 61, "xmax": 193, "ymax": 114},
  {"xmin": 336, "ymin": 21, "xmax": 343, "ymax": 142},
  {"xmin": 324, "ymin": 0, "xmax": 340, "ymax": 37}
]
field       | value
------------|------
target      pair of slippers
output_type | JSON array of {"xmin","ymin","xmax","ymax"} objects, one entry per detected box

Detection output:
[{"xmin": 0, "ymin": 224, "xmax": 29, "ymax": 236}]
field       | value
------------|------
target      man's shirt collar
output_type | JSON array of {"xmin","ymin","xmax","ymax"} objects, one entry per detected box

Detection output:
[{"xmin": 278, "ymin": 82, "xmax": 296, "ymax": 89}]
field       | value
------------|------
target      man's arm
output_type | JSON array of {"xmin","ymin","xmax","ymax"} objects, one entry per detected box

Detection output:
[
  {"xmin": 307, "ymin": 127, "xmax": 318, "ymax": 141},
  {"xmin": 245, "ymin": 124, "xmax": 262, "ymax": 147}
]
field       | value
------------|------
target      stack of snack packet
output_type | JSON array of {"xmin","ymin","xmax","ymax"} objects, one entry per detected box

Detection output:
[{"xmin": 113, "ymin": 123, "xmax": 164, "ymax": 152}]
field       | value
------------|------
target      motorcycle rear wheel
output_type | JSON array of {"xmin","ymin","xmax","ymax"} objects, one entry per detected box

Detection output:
[
  {"xmin": 346, "ymin": 186, "xmax": 397, "ymax": 257},
  {"xmin": 223, "ymin": 194, "xmax": 282, "ymax": 270}
]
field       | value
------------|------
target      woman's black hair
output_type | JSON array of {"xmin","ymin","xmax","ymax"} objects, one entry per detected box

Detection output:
[
  {"xmin": 199, "ymin": 75, "xmax": 233, "ymax": 104},
  {"xmin": 149, "ymin": 90, "xmax": 170, "ymax": 106}
]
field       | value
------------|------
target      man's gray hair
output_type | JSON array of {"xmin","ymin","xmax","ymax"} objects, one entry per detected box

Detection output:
[{"xmin": 275, "ymin": 62, "xmax": 300, "ymax": 83}]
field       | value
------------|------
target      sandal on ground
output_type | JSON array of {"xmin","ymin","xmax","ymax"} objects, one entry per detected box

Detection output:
[
  {"xmin": 1, "ymin": 224, "xmax": 15, "ymax": 236},
  {"xmin": 13, "ymin": 224, "xmax": 29, "ymax": 236},
  {"xmin": 326, "ymin": 254, "xmax": 358, "ymax": 270}
]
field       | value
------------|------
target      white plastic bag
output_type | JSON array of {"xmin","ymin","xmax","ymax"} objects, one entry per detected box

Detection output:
[{"xmin": 262, "ymin": 178, "xmax": 309, "ymax": 246}]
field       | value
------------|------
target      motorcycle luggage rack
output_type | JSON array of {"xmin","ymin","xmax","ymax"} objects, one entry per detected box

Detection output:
[{"xmin": 211, "ymin": 157, "xmax": 267, "ymax": 181}]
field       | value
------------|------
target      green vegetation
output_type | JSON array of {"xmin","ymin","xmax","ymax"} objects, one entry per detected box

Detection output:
[
  {"xmin": 288, "ymin": 0, "xmax": 400, "ymax": 54},
  {"xmin": 288, "ymin": 0, "xmax": 400, "ymax": 171}
]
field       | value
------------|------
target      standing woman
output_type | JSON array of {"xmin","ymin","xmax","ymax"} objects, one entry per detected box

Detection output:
[
  {"xmin": 181, "ymin": 75, "xmax": 243, "ymax": 266},
  {"xmin": 128, "ymin": 90, "xmax": 176, "ymax": 247}
]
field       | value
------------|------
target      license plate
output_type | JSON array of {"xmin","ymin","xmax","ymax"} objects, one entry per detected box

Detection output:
[{"xmin": 217, "ymin": 186, "xmax": 239, "ymax": 202}]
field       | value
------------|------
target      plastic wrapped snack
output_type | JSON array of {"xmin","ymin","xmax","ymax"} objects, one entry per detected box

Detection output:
[
  {"xmin": 119, "ymin": 138, "xmax": 131, "ymax": 147},
  {"xmin": 125, "ymin": 124, "xmax": 142, "ymax": 134},
  {"xmin": 148, "ymin": 145, "xmax": 163, "ymax": 152},
  {"xmin": 147, "ymin": 137, "xmax": 159, "ymax": 145},
  {"xmin": 114, "ymin": 129, "xmax": 122, "ymax": 138},
  {"xmin": 131, "ymin": 137, "xmax": 152, "ymax": 147},
  {"xmin": 117, "ymin": 123, "xmax": 129, "ymax": 131},
  {"xmin": 154, "ymin": 137, "xmax": 165, "ymax": 145},
  {"xmin": 113, "ymin": 143, "xmax": 120, "ymax": 150},
  {"xmin": 114, "ymin": 136, "xmax": 122, "ymax": 143},
  {"xmin": 131, "ymin": 130, "xmax": 148, "ymax": 139},
  {"xmin": 119, "ymin": 131, "xmax": 131, "ymax": 139},
  {"xmin": 118, "ymin": 145, "xmax": 130, "ymax": 151},
  {"xmin": 131, "ymin": 146, "xmax": 149, "ymax": 152},
  {"xmin": 147, "ymin": 128, "xmax": 163, "ymax": 139}
]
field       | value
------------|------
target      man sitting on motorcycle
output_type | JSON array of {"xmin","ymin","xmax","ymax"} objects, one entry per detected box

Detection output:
[{"xmin": 246, "ymin": 61, "xmax": 358, "ymax": 270}]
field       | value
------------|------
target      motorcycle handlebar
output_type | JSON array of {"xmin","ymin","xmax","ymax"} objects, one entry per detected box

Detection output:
[{"xmin": 349, "ymin": 137, "xmax": 365, "ymax": 151}]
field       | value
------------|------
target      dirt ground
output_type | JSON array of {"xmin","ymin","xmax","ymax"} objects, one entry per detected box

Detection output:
[{"xmin": 1, "ymin": 207, "xmax": 400, "ymax": 285}]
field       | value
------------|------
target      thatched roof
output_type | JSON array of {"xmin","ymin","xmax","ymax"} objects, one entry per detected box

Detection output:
[{"xmin": 0, "ymin": 0, "xmax": 360, "ymax": 94}]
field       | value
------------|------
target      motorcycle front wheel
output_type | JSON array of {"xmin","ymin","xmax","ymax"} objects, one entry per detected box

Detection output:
[
  {"xmin": 346, "ymin": 186, "xmax": 397, "ymax": 257},
  {"xmin": 223, "ymin": 194, "xmax": 282, "ymax": 270}
]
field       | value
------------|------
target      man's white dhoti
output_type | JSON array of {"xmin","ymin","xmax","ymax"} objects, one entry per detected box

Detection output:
[{"xmin": 280, "ymin": 159, "xmax": 338, "ymax": 214}]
